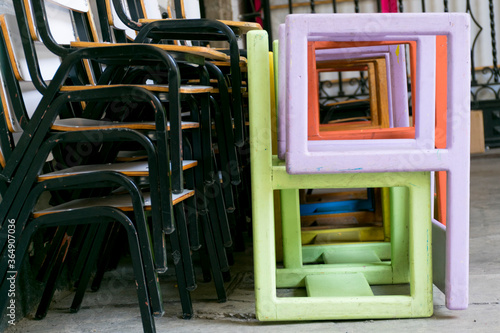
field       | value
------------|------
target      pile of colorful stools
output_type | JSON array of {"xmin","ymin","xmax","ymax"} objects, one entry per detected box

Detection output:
[{"xmin": 247, "ymin": 13, "xmax": 471, "ymax": 320}]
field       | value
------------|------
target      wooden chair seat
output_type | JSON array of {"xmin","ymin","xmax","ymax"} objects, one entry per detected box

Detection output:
[
  {"xmin": 59, "ymin": 83, "xmax": 214, "ymax": 94},
  {"xmin": 138, "ymin": 18, "xmax": 262, "ymax": 36},
  {"xmin": 33, "ymin": 189, "xmax": 195, "ymax": 217},
  {"xmin": 51, "ymin": 118, "xmax": 199, "ymax": 131},
  {"xmin": 70, "ymin": 41, "xmax": 247, "ymax": 62},
  {"xmin": 37, "ymin": 159, "xmax": 198, "ymax": 181}
]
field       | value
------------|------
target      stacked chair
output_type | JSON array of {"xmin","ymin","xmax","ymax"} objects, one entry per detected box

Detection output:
[
  {"xmin": 97, "ymin": 0, "xmax": 260, "ymax": 251},
  {"xmin": 0, "ymin": 0, "xmax": 259, "ymax": 331},
  {"xmin": 248, "ymin": 11, "xmax": 470, "ymax": 321}
]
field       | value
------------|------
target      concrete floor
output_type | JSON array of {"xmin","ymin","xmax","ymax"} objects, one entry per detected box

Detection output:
[{"xmin": 5, "ymin": 154, "xmax": 500, "ymax": 333}]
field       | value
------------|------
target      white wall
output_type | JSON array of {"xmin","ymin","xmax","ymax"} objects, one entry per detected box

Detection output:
[{"xmin": 0, "ymin": 0, "xmax": 14, "ymax": 15}]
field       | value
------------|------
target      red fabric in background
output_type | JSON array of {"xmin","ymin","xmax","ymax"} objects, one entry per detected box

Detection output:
[
  {"xmin": 255, "ymin": 0, "xmax": 263, "ymax": 25},
  {"xmin": 381, "ymin": 0, "xmax": 398, "ymax": 13}
]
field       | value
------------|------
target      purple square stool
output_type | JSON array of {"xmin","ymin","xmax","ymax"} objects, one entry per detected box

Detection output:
[{"xmin": 282, "ymin": 13, "xmax": 470, "ymax": 310}]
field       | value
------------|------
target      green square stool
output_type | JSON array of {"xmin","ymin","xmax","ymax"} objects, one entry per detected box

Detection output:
[{"xmin": 281, "ymin": 186, "xmax": 408, "ymax": 286}]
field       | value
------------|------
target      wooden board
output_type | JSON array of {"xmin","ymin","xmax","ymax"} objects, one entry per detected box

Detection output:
[
  {"xmin": 33, "ymin": 189, "xmax": 195, "ymax": 217},
  {"xmin": 138, "ymin": 18, "xmax": 262, "ymax": 34},
  {"xmin": 51, "ymin": 118, "xmax": 199, "ymax": 131},
  {"xmin": 38, "ymin": 159, "xmax": 198, "ymax": 180},
  {"xmin": 59, "ymin": 83, "xmax": 213, "ymax": 94},
  {"xmin": 471, "ymin": 110, "xmax": 485, "ymax": 154},
  {"xmin": 71, "ymin": 41, "xmax": 242, "ymax": 61}
]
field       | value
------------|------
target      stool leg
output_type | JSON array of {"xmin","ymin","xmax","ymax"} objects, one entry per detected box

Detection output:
[
  {"xmin": 280, "ymin": 189, "xmax": 302, "ymax": 269},
  {"xmin": 444, "ymin": 168, "xmax": 469, "ymax": 310},
  {"xmin": 390, "ymin": 186, "xmax": 410, "ymax": 284}
]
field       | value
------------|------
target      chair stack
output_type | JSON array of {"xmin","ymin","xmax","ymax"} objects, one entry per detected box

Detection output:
[
  {"xmin": 248, "ymin": 12, "xmax": 471, "ymax": 321},
  {"xmin": 0, "ymin": 0, "xmax": 261, "ymax": 331}
]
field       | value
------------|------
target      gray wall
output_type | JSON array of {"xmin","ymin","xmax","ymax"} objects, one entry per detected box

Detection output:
[{"xmin": 0, "ymin": 0, "xmax": 14, "ymax": 15}]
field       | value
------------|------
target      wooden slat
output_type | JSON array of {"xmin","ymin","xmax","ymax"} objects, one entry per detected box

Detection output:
[
  {"xmin": 22, "ymin": 0, "xmax": 39, "ymax": 40},
  {"xmin": 38, "ymin": 159, "xmax": 198, "ymax": 180},
  {"xmin": 70, "ymin": 41, "xmax": 246, "ymax": 62},
  {"xmin": 470, "ymin": 110, "xmax": 485, "ymax": 154},
  {"xmin": 218, "ymin": 20, "xmax": 262, "ymax": 33},
  {"xmin": 327, "ymin": 117, "xmax": 371, "ymax": 124},
  {"xmin": 86, "ymin": 8, "xmax": 100, "ymax": 44},
  {"xmin": 59, "ymin": 83, "xmax": 214, "ymax": 94},
  {"xmin": 211, "ymin": 87, "xmax": 247, "ymax": 94},
  {"xmin": 325, "ymin": 99, "xmax": 370, "ymax": 107},
  {"xmin": 33, "ymin": 189, "xmax": 195, "ymax": 217},
  {"xmin": 0, "ymin": 147, "xmax": 5, "ymax": 168},
  {"xmin": 51, "ymin": 118, "xmax": 199, "ymax": 131},
  {"xmin": 38, "ymin": 161, "xmax": 151, "ymax": 180},
  {"xmin": 138, "ymin": 18, "xmax": 261, "ymax": 32},
  {"xmin": 210, "ymin": 60, "xmax": 247, "ymax": 67}
]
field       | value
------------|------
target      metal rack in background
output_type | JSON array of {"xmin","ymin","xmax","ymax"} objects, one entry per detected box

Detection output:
[{"xmin": 257, "ymin": 0, "xmax": 500, "ymax": 148}]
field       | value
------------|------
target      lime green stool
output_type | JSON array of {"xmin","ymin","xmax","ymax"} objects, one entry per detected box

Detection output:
[
  {"xmin": 248, "ymin": 30, "xmax": 433, "ymax": 321},
  {"xmin": 282, "ymin": 186, "xmax": 406, "ymax": 282}
]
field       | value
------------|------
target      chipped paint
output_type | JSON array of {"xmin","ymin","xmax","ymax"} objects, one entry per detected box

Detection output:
[{"xmin": 337, "ymin": 167, "xmax": 363, "ymax": 171}]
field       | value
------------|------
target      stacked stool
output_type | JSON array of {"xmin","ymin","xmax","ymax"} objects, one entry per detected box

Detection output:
[{"xmin": 248, "ymin": 12, "xmax": 470, "ymax": 321}]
